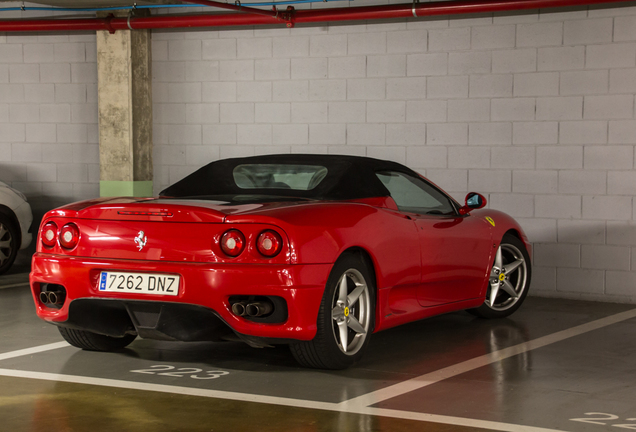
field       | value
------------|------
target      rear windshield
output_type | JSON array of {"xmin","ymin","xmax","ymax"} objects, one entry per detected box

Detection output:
[{"xmin": 233, "ymin": 164, "xmax": 328, "ymax": 191}]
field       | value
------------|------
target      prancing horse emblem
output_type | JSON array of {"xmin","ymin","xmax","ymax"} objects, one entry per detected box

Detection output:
[{"xmin": 134, "ymin": 231, "xmax": 147, "ymax": 251}]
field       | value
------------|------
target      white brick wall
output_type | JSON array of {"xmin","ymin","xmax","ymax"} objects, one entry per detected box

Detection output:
[
  {"xmin": 2, "ymin": 4, "xmax": 636, "ymax": 302},
  {"xmin": 0, "ymin": 31, "xmax": 98, "ymax": 225}
]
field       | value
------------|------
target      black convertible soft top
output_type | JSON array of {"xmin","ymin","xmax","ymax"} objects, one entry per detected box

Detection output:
[{"xmin": 160, "ymin": 154, "xmax": 421, "ymax": 200}]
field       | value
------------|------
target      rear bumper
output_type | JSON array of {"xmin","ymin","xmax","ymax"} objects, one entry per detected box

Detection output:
[{"xmin": 30, "ymin": 253, "xmax": 331, "ymax": 341}]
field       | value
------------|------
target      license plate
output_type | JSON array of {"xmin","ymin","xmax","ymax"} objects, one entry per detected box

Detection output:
[{"xmin": 99, "ymin": 271, "xmax": 180, "ymax": 296}]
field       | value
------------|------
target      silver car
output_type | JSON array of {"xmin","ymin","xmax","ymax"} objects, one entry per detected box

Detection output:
[{"xmin": 0, "ymin": 182, "xmax": 32, "ymax": 274}]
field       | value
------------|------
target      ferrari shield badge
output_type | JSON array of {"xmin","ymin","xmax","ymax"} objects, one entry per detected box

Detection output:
[
  {"xmin": 134, "ymin": 231, "xmax": 147, "ymax": 251},
  {"xmin": 485, "ymin": 217, "xmax": 496, "ymax": 227}
]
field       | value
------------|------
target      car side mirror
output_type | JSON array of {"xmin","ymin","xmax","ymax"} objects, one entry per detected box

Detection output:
[{"xmin": 459, "ymin": 192, "xmax": 487, "ymax": 215}]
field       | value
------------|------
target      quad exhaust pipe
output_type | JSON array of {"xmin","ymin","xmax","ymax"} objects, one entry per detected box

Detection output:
[
  {"xmin": 39, "ymin": 290, "xmax": 65, "ymax": 305},
  {"xmin": 231, "ymin": 300, "xmax": 274, "ymax": 317}
]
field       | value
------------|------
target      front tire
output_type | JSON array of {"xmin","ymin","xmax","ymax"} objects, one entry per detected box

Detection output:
[
  {"xmin": 470, "ymin": 233, "xmax": 531, "ymax": 319},
  {"xmin": 58, "ymin": 327, "xmax": 137, "ymax": 351},
  {"xmin": 291, "ymin": 253, "xmax": 375, "ymax": 369},
  {"xmin": 0, "ymin": 214, "xmax": 19, "ymax": 275}
]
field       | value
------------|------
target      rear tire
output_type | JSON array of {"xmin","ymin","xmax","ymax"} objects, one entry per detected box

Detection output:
[
  {"xmin": 469, "ymin": 233, "xmax": 531, "ymax": 319},
  {"xmin": 291, "ymin": 253, "xmax": 375, "ymax": 370},
  {"xmin": 58, "ymin": 327, "xmax": 136, "ymax": 351},
  {"xmin": 0, "ymin": 214, "xmax": 19, "ymax": 275}
]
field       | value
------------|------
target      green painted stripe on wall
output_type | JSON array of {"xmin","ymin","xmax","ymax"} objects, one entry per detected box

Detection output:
[{"xmin": 100, "ymin": 181, "xmax": 153, "ymax": 197}]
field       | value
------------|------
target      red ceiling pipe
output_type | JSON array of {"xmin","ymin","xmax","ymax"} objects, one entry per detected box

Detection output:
[
  {"xmin": 0, "ymin": 17, "xmax": 117, "ymax": 32},
  {"xmin": 185, "ymin": 0, "xmax": 280, "ymax": 19},
  {"xmin": 0, "ymin": 13, "xmax": 275, "ymax": 33},
  {"xmin": 297, "ymin": 0, "xmax": 633, "ymax": 22},
  {"xmin": 0, "ymin": 0, "xmax": 632, "ymax": 32}
]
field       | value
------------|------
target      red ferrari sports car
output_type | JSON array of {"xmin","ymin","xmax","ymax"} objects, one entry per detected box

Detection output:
[{"xmin": 31, "ymin": 155, "xmax": 531, "ymax": 369}]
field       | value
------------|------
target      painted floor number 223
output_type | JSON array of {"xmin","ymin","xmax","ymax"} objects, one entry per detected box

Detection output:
[
  {"xmin": 571, "ymin": 413, "xmax": 636, "ymax": 429},
  {"xmin": 131, "ymin": 365, "xmax": 230, "ymax": 379}
]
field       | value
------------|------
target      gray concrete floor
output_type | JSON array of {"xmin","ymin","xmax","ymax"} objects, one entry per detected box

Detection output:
[{"xmin": 1, "ymin": 267, "xmax": 635, "ymax": 432}]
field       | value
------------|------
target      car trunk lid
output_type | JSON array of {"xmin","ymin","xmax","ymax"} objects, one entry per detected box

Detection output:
[{"xmin": 40, "ymin": 198, "xmax": 294, "ymax": 263}]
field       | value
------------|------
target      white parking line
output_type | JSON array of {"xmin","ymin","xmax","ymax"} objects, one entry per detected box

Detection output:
[
  {"xmin": 0, "ymin": 342, "xmax": 69, "ymax": 361},
  {"xmin": 0, "ymin": 308, "xmax": 634, "ymax": 432},
  {"xmin": 0, "ymin": 282, "xmax": 30, "ymax": 289},
  {"xmin": 1, "ymin": 272, "xmax": 29, "ymax": 278},
  {"xmin": 0, "ymin": 368, "xmax": 562, "ymax": 432},
  {"xmin": 0, "ymin": 273, "xmax": 30, "ymax": 290},
  {"xmin": 338, "ymin": 307, "xmax": 636, "ymax": 409}
]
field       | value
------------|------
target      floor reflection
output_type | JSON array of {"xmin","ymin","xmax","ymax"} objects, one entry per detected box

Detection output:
[
  {"xmin": 14, "ymin": 379, "xmax": 487, "ymax": 432},
  {"xmin": 484, "ymin": 320, "xmax": 532, "ymax": 410}
]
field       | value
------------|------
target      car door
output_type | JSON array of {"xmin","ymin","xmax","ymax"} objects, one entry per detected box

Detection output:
[{"xmin": 376, "ymin": 171, "xmax": 493, "ymax": 307}]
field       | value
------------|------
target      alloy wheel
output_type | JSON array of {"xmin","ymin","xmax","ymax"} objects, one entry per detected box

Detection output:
[
  {"xmin": 0, "ymin": 223, "xmax": 14, "ymax": 267},
  {"xmin": 330, "ymin": 268, "xmax": 371, "ymax": 355},
  {"xmin": 487, "ymin": 243, "xmax": 528, "ymax": 311}
]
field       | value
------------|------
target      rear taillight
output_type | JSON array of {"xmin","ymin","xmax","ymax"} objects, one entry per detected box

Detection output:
[
  {"xmin": 59, "ymin": 223, "xmax": 80, "ymax": 249},
  {"xmin": 221, "ymin": 229, "xmax": 245, "ymax": 257},
  {"xmin": 257, "ymin": 230, "xmax": 283, "ymax": 257},
  {"xmin": 41, "ymin": 222, "xmax": 58, "ymax": 248}
]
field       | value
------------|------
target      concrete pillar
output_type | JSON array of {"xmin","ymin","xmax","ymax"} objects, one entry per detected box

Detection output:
[{"xmin": 96, "ymin": 17, "xmax": 152, "ymax": 197}]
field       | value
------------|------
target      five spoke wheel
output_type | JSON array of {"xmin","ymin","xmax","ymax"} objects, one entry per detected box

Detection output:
[
  {"xmin": 331, "ymin": 268, "xmax": 371, "ymax": 355},
  {"xmin": 291, "ymin": 253, "xmax": 375, "ymax": 369},
  {"xmin": 471, "ymin": 233, "xmax": 531, "ymax": 319},
  {"xmin": 488, "ymin": 243, "xmax": 527, "ymax": 311}
]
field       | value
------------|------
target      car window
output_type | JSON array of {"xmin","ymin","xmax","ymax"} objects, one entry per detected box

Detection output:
[
  {"xmin": 376, "ymin": 171, "xmax": 456, "ymax": 215},
  {"xmin": 233, "ymin": 164, "xmax": 328, "ymax": 191}
]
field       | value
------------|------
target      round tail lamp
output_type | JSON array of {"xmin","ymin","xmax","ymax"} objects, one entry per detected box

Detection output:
[
  {"xmin": 59, "ymin": 223, "xmax": 80, "ymax": 249},
  {"xmin": 221, "ymin": 229, "xmax": 246, "ymax": 257},
  {"xmin": 41, "ymin": 221, "xmax": 58, "ymax": 248},
  {"xmin": 257, "ymin": 230, "xmax": 283, "ymax": 257}
]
